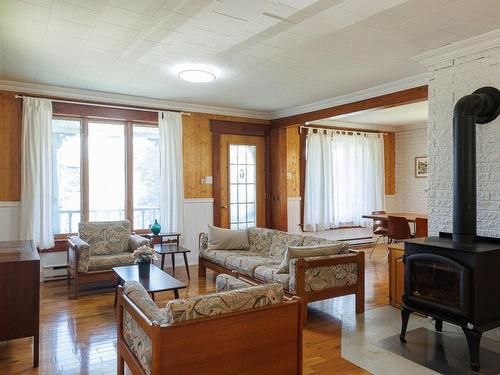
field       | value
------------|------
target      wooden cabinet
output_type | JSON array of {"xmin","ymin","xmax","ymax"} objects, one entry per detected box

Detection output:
[
  {"xmin": 389, "ymin": 243, "xmax": 405, "ymax": 309},
  {"xmin": 0, "ymin": 240, "xmax": 40, "ymax": 367}
]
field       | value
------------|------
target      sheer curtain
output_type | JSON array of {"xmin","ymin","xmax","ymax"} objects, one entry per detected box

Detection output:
[
  {"xmin": 19, "ymin": 97, "xmax": 55, "ymax": 249},
  {"xmin": 304, "ymin": 129, "xmax": 385, "ymax": 231},
  {"xmin": 158, "ymin": 111, "xmax": 184, "ymax": 234}
]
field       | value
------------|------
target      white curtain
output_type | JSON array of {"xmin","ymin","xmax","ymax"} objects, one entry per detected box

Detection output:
[
  {"xmin": 19, "ymin": 97, "xmax": 54, "ymax": 249},
  {"xmin": 304, "ymin": 129, "xmax": 385, "ymax": 231},
  {"xmin": 158, "ymin": 111, "xmax": 184, "ymax": 234}
]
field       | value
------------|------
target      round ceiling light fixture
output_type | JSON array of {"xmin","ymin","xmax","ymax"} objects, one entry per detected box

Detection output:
[{"xmin": 178, "ymin": 69, "xmax": 216, "ymax": 83}]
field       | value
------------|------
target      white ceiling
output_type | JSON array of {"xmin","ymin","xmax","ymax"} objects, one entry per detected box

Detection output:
[
  {"xmin": 326, "ymin": 100, "xmax": 428, "ymax": 126},
  {"xmin": 1, "ymin": 0, "xmax": 500, "ymax": 113}
]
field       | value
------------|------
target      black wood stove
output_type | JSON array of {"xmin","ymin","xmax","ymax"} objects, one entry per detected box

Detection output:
[{"xmin": 401, "ymin": 87, "xmax": 500, "ymax": 372}]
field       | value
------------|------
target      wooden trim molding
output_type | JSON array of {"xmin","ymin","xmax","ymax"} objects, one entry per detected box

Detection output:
[
  {"xmin": 52, "ymin": 102, "xmax": 158, "ymax": 123},
  {"xmin": 210, "ymin": 120, "xmax": 270, "ymax": 136},
  {"xmin": 271, "ymin": 85, "xmax": 428, "ymax": 128}
]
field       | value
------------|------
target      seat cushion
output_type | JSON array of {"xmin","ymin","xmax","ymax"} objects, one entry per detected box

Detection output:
[
  {"xmin": 254, "ymin": 265, "xmax": 290, "ymax": 290},
  {"xmin": 223, "ymin": 252, "xmax": 280, "ymax": 276},
  {"xmin": 88, "ymin": 252, "xmax": 135, "ymax": 271},
  {"xmin": 79, "ymin": 220, "xmax": 131, "ymax": 255},
  {"xmin": 201, "ymin": 249, "xmax": 235, "ymax": 266}
]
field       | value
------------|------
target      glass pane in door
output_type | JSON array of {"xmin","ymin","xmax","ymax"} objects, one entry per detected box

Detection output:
[
  {"xmin": 229, "ymin": 144, "xmax": 256, "ymax": 230},
  {"xmin": 88, "ymin": 122, "xmax": 126, "ymax": 221}
]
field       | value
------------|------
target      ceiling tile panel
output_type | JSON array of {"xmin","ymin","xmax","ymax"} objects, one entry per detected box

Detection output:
[
  {"xmin": 50, "ymin": 1, "xmax": 99, "ymax": 26},
  {"xmin": 100, "ymin": 5, "xmax": 151, "ymax": 29}
]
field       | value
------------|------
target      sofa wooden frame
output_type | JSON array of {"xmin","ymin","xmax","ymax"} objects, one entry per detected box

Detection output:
[
  {"xmin": 67, "ymin": 238, "xmax": 118, "ymax": 299},
  {"xmin": 198, "ymin": 242, "xmax": 365, "ymax": 322},
  {"xmin": 116, "ymin": 285, "xmax": 303, "ymax": 375}
]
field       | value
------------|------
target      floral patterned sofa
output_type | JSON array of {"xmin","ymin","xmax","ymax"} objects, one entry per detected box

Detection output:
[
  {"xmin": 117, "ymin": 274, "xmax": 302, "ymax": 375},
  {"xmin": 67, "ymin": 220, "xmax": 149, "ymax": 298},
  {"xmin": 198, "ymin": 227, "xmax": 365, "ymax": 322}
]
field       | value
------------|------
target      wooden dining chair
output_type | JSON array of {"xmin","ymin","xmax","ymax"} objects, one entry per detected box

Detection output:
[
  {"xmin": 370, "ymin": 210, "xmax": 388, "ymax": 258},
  {"xmin": 415, "ymin": 217, "xmax": 428, "ymax": 238},
  {"xmin": 388, "ymin": 216, "xmax": 413, "ymax": 242}
]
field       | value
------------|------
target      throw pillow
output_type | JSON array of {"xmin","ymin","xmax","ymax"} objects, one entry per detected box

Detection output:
[
  {"xmin": 208, "ymin": 225, "xmax": 249, "ymax": 250},
  {"xmin": 276, "ymin": 243, "xmax": 349, "ymax": 274}
]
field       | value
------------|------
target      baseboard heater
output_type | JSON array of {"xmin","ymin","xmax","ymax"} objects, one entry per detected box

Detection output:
[{"xmin": 43, "ymin": 264, "xmax": 68, "ymax": 281}]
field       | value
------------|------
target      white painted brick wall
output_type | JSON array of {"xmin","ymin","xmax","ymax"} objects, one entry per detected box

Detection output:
[
  {"xmin": 387, "ymin": 125, "xmax": 428, "ymax": 213},
  {"xmin": 428, "ymin": 47, "xmax": 500, "ymax": 237}
]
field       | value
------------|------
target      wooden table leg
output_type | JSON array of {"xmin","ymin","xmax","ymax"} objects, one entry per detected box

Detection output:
[
  {"xmin": 114, "ymin": 277, "xmax": 121, "ymax": 308},
  {"xmin": 161, "ymin": 253, "xmax": 165, "ymax": 270},
  {"xmin": 174, "ymin": 289, "xmax": 179, "ymax": 299},
  {"xmin": 183, "ymin": 252, "xmax": 190, "ymax": 280},
  {"xmin": 171, "ymin": 253, "xmax": 175, "ymax": 276},
  {"xmin": 151, "ymin": 292, "xmax": 155, "ymax": 301}
]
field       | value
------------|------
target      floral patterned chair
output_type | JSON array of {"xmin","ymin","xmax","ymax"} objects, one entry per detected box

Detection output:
[
  {"xmin": 117, "ymin": 274, "xmax": 302, "ymax": 375},
  {"xmin": 67, "ymin": 220, "xmax": 149, "ymax": 298}
]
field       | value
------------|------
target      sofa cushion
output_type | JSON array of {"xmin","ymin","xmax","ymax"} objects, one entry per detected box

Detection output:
[
  {"xmin": 79, "ymin": 220, "xmax": 131, "ymax": 255},
  {"xmin": 88, "ymin": 252, "xmax": 135, "ymax": 271},
  {"xmin": 277, "ymin": 243, "xmax": 349, "ymax": 274},
  {"xmin": 215, "ymin": 274, "xmax": 251, "ymax": 292},
  {"xmin": 123, "ymin": 281, "xmax": 168, "ymax": 324},
  {"xmin": 268, "ymin": 231, "xmax": 304, "ymax": 259},
  {"xmin": 223, "ymin": 253, "xmax": 280, "ymax": 276},
  {"xmin": 248, "ymin": 227, "xmax": 275, "ymax": 255},
  {"xmin": 254, "ymin": 265, "xmax": 291, "ymax": 290},
  {"xmin": 201, "ymin": 249, "xmax": 237, "ymax": 266},
  {"xmin": 208, "ymin": 225, "xmax": 249, "ymax": 250},
  {"xmin": 164, "ymin": 283, "xmax": 284, "ymax": 323}
]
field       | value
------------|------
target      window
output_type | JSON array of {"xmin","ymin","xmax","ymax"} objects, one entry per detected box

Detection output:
[
  {"xmin": 52, "ymin": 118, "xmax": 82, "ymax": 234},
  {"xmin": 133, "ymin": 126, "xmax": 160, "ymax": 229},
  {"xmin": 51, "ymin": 117, "xmax": 160, "ymax": 234},
  {"xmin": 229, "ymin": 144, "xmax": 256, "ymax": 230},
  {"xmin": 88, "ymin": 121, "xmax": 126, "ymax": 221}
]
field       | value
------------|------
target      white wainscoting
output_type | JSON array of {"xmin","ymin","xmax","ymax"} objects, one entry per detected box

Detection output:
[
  {"xmin": 181, "ymin": 198, "xmax": 213, "ymax": 265},
  {"xmin": 0, "ymin": 201, "xmax": 20, "ymax": 241},
  {"xmin": 287, "ymin": 197, "xmax": 302, "ymax": 234}
]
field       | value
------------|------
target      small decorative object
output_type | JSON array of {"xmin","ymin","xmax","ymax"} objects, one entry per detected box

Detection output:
[
  {"xmin": 415, "ymin": 156, "xmax": 428, "ymax": 178},
  {"xmin": 133, "ymin": 245, "xmax": 157, "ymax": 278},
  {"xmin": 150, "ymin": 219, "xmax": 161, "ymax": 235}
]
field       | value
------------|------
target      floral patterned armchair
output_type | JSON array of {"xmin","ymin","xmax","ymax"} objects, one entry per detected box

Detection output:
[
  {"xmin": 117, "ymin": 274, "xmax": 303, "ymax": 375},
  {"xmin": 67, "ymin": 220, "xmax": 149, "ymax": 298}
]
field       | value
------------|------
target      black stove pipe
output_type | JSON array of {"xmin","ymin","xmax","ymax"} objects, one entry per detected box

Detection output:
[{"xmin": 452, "ymin": 87, "xmax": 500, "ymax": 243}]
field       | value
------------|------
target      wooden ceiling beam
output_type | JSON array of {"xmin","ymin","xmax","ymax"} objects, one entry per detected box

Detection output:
[{"xmin": 270, "ymin": 85, "xmax": 428, "ymax": 128}]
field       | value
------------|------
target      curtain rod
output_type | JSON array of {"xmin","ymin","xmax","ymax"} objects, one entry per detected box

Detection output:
[
  {"xmin": 15, "ymin": 95, "xmax": 192, "ymax": 116},
  {"xmin": 300, "ymin": 125, "xmax": 389, "ymax": 136}
]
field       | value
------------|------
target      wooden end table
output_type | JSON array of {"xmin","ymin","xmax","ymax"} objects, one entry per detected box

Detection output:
[
  {"xmin": 113, "ymin": 264, "xmax": 186, "ymax": 307},
  {"xmin": 154, "ymin": 243, "xmax": 191, "ymax": 280}
]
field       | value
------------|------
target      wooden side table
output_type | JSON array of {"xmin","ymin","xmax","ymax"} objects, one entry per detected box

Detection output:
[{"xmin": 155, "ymin": 244, "xmax": 191, "ymax": 280}]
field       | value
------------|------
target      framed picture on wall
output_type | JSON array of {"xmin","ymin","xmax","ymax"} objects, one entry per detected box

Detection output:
[{"xmin": 415, "ymin": 156, "xmax": 428, "ymax": 178}]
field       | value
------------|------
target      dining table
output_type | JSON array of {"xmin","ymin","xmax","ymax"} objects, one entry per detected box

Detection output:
[{"xmin": 362, "ymin": 212, "xmax": 428, "ymax": 223}]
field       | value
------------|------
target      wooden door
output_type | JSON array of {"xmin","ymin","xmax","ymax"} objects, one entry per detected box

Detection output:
[{"xmin": 219, "ymin": 134, "xmax": 266, "ymax": 229}]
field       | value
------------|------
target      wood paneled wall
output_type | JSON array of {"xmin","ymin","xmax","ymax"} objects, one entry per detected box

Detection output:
[
  {"xmin": 182, "ymin": 113, "xmax": 269, "ymax": 199},
  {"xmin": 286, "ymin": 125, "xmax": 301, "ymax": 197},
  {"xmin": 270, "ymin": 128, "xmax": 288, "ymax": 231},
  {"xmin": 0, "ymin": 91, "xmax": 22, "ymax": 201},
  {"xmin": 384, "ymin": 132, "xmax": 396, "ymax": 195}
]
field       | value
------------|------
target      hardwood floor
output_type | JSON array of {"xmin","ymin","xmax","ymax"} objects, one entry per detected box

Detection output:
[{"xmin": 0, "ymin": 245, "xmax": 389, "ymax": 375}]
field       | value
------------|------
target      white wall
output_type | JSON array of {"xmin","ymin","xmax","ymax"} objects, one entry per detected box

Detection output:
[
  {"xmin": 427, "ymin": 47, "xmax": 500, "ymax": 238},
  {"xmin": 0, "ymin": 202, "xmax": 20, "ymax": 241},
  {"xmin": 386, "ymin": 124, "xmax": 429, "ymax": 213}
]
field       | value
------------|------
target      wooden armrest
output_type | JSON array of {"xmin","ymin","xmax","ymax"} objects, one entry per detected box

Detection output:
[{"xmin": 296, "ymin": 252, "xmax": 362, "ymax": 268}]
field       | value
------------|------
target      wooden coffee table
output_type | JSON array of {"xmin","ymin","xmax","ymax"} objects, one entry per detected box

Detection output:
[{"xmin": 113, "ymin": 264, "xmax": 186, "ymax": 307}]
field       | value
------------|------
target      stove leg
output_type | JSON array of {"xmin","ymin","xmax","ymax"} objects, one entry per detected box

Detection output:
[
  {"xmin": 435, "ymin": 319, "xmax": 443, "ymax": 332},
  {"xmin": 462, "ymin": 326, "xmax": 481, "ymax": 372},
  {"xmin": 400, "ymin": 308, "xmax": 411, "ymax": 343}
]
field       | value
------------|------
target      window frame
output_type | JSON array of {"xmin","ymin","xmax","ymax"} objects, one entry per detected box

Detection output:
[{"xmin": 52, "ymin": 114, "xmax": 159, "ymax": 238}]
